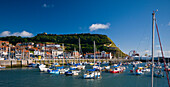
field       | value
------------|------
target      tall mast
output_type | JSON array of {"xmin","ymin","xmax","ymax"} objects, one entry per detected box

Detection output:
[
  {"xmin": 74, "ymin": 47, "xmax": 76, "ymax": 63},
  {"xmin": 23, "ymin": 46, "xmax": 24, "ymax": 60},
  {"xmin": 62, "ymin": 43, "xmax": 64, "ymax": 66},
  {"xmin": 44, "ymin": 44, "xmax": 45, "ymax": 59},
  {"xmin": 79, "ymin": 38, "xmax": 81, "ymax": 63},
  {"xmin": 8, "ymin": 45, "xmax": 10, "ymax": 60},
  {"xmin": 43, "ymin": 43, "xmax": 46, "ymax": 59},
  {"xmin": 94, "ymin": 41, "xmax": 95, "ymax": 64},
  {"xmin": 151, "ymin": 11, "xmax": 155, "ymax": 87},
  {"xmin": 79, "ymin": 38, "xmax": 81, "ymax": 55}
]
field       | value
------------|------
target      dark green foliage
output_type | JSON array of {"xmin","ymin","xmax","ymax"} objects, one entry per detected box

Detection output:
[{"xmin": 0, "ymin": 33, "xmax": 127, "ymax": 57}]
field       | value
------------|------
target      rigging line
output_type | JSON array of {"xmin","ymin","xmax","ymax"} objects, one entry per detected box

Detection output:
[{"xmin": 155, "ymin": 18, "xmax": 170, "ymax": 87}]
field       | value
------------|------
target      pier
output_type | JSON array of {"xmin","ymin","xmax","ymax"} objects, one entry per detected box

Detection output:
[{"xmin": 0, "ymin": 59, "xmax": 133, "ymax": 68}]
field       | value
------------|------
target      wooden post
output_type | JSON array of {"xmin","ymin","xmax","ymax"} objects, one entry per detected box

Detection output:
[
  {"xmin": 27, "ymin": 60, "xmax": 29, "ymax": 65},
  {"xmin": 21, "ymin": 60, "xmax": 22, "ymax": 67},
  {"xmin": 11, "ymin": 60, "xmax": 12, "ymax": 68}
]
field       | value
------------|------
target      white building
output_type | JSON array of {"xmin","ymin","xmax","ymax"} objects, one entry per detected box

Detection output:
[
  {"xmin": 101, "ymin": 51, "xmax": 112, "ymax": 59},
  {"xmin": 52, "ymin": 49, "xmax": 63, "ymax": 57},
  {"xmin": 46, "ymin": 44, "xmax": 60, "ymax": 48},
  {"xmin": 85, "ymin": 51, "xmax": 112, "ymax": 59},
  {"xmin": 34, "ymin": 50, "xmax": 45, "ymax": 56}
]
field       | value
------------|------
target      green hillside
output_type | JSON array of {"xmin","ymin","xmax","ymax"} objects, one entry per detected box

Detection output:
[{"xmin": 0, "ymin": 33, "xmax": 127, "ymax": 58}]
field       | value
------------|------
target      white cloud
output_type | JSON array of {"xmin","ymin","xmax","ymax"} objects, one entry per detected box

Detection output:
[
  {"xmin": 168, "ymin": 22, "xmax": 170, "ymax": 26},
  {"xmin": 89, "ymin": 23, "xmax": 110, "ymax": 31},
  {"xmin": 0, "ymin": 31, "xmax": 33, "ymax": 37},
  {"xmin": 0, "ymin": 31, "xmax": 11, "ymax": 36}
]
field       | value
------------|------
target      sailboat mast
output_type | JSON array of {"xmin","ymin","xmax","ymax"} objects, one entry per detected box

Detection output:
[
  {"xmin": 62, "ymin": 43, "xmax": 64, "ymax": 66},
  {"xmin": 23, "ymin": 46, "xmax": 24, "ymax": 60},
  {"xmin": 151, "ymin": 11, "xmax": 155, "ymax": 87},
  {"xmin": 8, "ymin": 45, "xmax": 10, "ymax": 60},
  {"xmin": 94, "ymin": 41, "xmax": 95, "ymax": 64},
  {"xmin": 79, "ymin": 38, "xmax": 81, "ymax": 62},
  {"xmin": 79, "ymin": 38, "xmax": 81, "ymax": 55}
]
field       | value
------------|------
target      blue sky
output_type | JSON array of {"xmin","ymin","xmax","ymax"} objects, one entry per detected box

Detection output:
[{"xmin": 0, "ymin": 0, "xmax": 170, "ymax": 56}]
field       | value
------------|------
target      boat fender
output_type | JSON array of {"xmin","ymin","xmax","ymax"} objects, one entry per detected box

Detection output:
[
  {"xmin": 130, "ymin": 70, "xmax": 133, "ymax": 72},
  {"xmin": 136, "ymin": 69, "xmax": 138, "ymax": 72}
]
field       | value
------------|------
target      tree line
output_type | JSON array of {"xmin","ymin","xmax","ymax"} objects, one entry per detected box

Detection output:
[{"xmin": 0, "ymin": 33, "xmax": 127, "ymax": 58}]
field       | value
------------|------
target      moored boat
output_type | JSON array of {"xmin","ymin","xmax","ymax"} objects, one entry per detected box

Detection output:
[
  {"xmin": 135, "ymin": 67, "xmax": 143, "ymax": 75},
  {"xmin": 84, "ymin": 69, "xmax": 101, "ymax": 79},
  {"xmin": 39, "ymin": 64, "xmax": 48, "ymax": 72},
  {"xmin": 110, "ymin": 66, "xmax": 124, "ymax": 73},
  {"xmin": 59, "ymin": 68, "xmax": 69, "ymax": 74},
  {"xmin": 65, "ymin": 68, "xmax": 80, "ymax": 76},
  {"xmin": 0, "ymin": 65, "xmax": 6, "ymax": 69},
  {"xmin": 77, "ymin": 65, "xmax": 85, "ymax": 69},
  {"xmin": 70, "ymin": 65, "xmax": 77, "ymax": 70},
  {"xmin": 154, "ymin": 70, "xmax": 164, "ymax": 78},
  {"xmin": 47, "ymin": 69, "xmax": 60, "ymax": 74}
]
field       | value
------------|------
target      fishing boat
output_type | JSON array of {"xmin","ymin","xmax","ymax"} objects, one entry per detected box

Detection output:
[
  {"xmin": 70, "ymin": 65, "xmax": 77, "ymax": 70},
  {"xmin": 65, "ymin": 68, "xmax": 80, "ymax": 76},
  {"xmin": 75, "ymin": 63, "xmax": 85, "ymax": 69},
  {"xmin": 59, "ymin": 68, "xmax": 69, "ymax": 74},
  {"xmin": 89, "ymin": 62, "xmax": 95, "ymax": 66},
  {"xmin": 39, "ymin": 64, "xmax": 48, "ymax": 72},
  {"xmin": 56, "ymin": 66, "xmax": 65, "ymax": 74},
  {"xmin": 93, "ymin": 65, "xmax": 103, "ymax": 71},
  {"xmin": 103, "ymin": 65, "xmax": 110, "ymax": 72},
  {"xmin": 47, "ymin": 66, "xmax": 64, "ymax": 74},
  {"xmin": 84, "ymin": 69, "xmax": 101, "ymax": 79},
  {"xmin": 142, "ymin": 68, "xmax": 150, "ymax": 72},
  {"xmin": 47, "ymin": 69, "xmax": 60, "ymax": 74},
  {"xmin": 154, "ymin": 70, "xmax": 164, "ymax": 78},
  {"xmin": 77, "ymin": 65, "xmax": 85, "ymax": 69},
  {"xmin": 0, "ymin": 65, "xmax": 6, "ymax": 69},
  {"xmin": 54, "ymin": 63, "xmax": 60, "ymax": 67},
  {"xmin": 65, "ymin": 71, "xmax": 73, "ymax": 76},
  {"xmin": 27, "ymin": 63, "xmax": 37, "ymax": 67},
  {"xmin": 142, "ymin": 66, "xmax": 150, "ymax": 72},
  {"xmin": 110, "ymin": 66, "xmax": 124, "ymax": 73},
  {"xmin": 155, "ymin": 65, "xmax": 162, "ymax": 69},
  {"xmin": 135, "ymin": 67, "xmax": 143, "ymax": 75}
]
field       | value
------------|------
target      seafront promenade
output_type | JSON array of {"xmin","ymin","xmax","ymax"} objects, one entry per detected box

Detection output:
[{"xmin": 0, "ymin": 58, "xmax": 133, "ymax": 68}]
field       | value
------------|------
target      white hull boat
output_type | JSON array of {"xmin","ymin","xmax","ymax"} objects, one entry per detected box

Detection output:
[
  {"xmin": 39, "ymin": 64, "xmax": 48, "ymax": 72},
  {"xmin": 84, "ymin": 70, "xmax": 101, "ymax": 79},
  {"xmin": 77, "ymin": 65, "xmax": 85, "ymax": 69}
]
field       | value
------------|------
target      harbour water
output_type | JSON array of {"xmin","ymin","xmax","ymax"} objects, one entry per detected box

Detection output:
[{"xmin": 0, "ymin": 64, "xmax": 168, "ymax": 87}]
